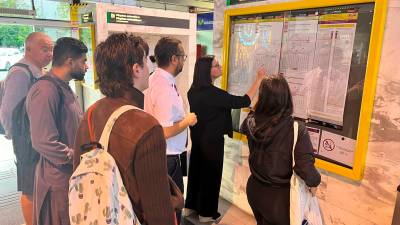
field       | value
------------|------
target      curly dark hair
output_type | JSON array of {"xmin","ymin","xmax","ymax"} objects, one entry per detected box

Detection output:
[{"xmin": 95, "ymin": 33, "xmax": 148, "ymax": 98}]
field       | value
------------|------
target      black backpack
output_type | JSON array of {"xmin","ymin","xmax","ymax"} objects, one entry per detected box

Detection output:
[
  {"xmin": 11, "ymin": 75, "xmax": 64, "ymax": 167},
  {"xmin": 0, "ymin": 63, "xmax": 36, "ymax": 135}
]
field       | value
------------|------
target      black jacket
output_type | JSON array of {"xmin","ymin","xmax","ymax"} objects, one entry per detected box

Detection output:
[
  {"xmin": 188, "ymin": 85, "xmax": 250, "ymax": 140},
  {"xmin": 241, "ymin": 115, "xmax": 321, "ymax": 187}
]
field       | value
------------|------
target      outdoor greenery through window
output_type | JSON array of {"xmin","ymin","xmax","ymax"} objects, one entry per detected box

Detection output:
[
  {"xmin": 0, "ymin": 0, "xmax": 32, "ymax": 10},
  {"xmin": 0, "ymin": 24, "xmax": 33, "ymax": 79},
  {"xmin": 0, "ymin": 24, "xmax": 33, "ymax": 48}
]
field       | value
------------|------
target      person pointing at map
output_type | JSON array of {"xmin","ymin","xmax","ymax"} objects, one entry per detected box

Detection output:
[{"xmin": 184, "ymin": 55, "xmax": 266, "ymax": 223}]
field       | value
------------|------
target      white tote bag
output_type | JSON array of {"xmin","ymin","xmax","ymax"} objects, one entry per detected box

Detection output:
[
  {"xmin": 290, "ymin": 121, "xmax": 311, "ymax": 225},
  {"xmin": 290, "ymin": 122, "xmax": 324, "ymax": 225},
  {"xmin": 304, "ymin": 196, "xmax": 324, "ymax": 225}
]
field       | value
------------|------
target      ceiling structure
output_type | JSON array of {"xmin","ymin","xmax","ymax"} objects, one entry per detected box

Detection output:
[{"xmin": 55, "ymin": 0, "xmax": 214, "ymax": 12}]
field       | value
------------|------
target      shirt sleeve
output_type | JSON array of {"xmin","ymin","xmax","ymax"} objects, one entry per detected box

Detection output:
[
  {"xmin": 293, "ymin": 125, "xmax": 321, "ymax": 187},
  {"xmin": 0, "ymin": 70, "xmax": 31, "ymax": 138},
  {"xmin": 133, "ymin": 125, "xmax": 175, "ymax": 225},
  {"xmin": 27, "ymin": 81, "xmax": 73, "ymax": 165},
  {"xmin": 150, "ymin": 84, "xmax": 179, "ymax": 127},
  {"xmin": 207, "ymin": 88, "xmax": 251, "ymax": 109}
]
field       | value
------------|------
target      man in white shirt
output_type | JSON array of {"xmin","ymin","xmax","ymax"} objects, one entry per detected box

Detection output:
[{"xmin": 144, "ymin": 37, "xmax": 197, "ymax": 222}]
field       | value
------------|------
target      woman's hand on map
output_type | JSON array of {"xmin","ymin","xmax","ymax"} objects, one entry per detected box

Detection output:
[{"xmin": 256, "ymin": 66, "xmax": 267, "ymax": 81}]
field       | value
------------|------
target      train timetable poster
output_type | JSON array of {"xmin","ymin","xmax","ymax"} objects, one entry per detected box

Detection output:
[
  {"xmin": 228, "ymin": 13, "xmax": 284, "ymax": 96},
  {"xmin": 227, "ymin": 3, "xmax": 375, "ymax": 168}
]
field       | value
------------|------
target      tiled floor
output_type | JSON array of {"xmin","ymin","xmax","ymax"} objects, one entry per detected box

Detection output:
[
  {"xmin": 182, "ymin": 198, "xmax": 256, "ymax": 225},
  {"xmin": 0, "ymin": 136, "xmax": 24, "ymax": 225},
  {"xmin": 0, "ymin": 134, "xmax": 256, "ymax": 225}
]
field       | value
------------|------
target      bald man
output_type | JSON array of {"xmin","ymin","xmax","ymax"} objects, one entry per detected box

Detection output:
[{"xmin": 0, "ymin": 32, "xmax": 53, "ymax": 225}]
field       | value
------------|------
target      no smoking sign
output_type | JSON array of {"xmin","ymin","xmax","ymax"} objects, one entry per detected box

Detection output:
[{"xmin": 323, "ymin": 139, "xmax": 335, "ymax": 151}]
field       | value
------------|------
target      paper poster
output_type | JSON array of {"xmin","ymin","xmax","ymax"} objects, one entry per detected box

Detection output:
[
  {"xmin": 318, "ymin": 130, "xmax": 356, "ymax": 167},
  {"xmin": 228, "ymin": 16, "xmax": 284, "ymax": 96},
  {"xmin": 280, "ymin": 14, "xmax": 319, "ymax": 119},
  {"xmin": 308, "ymin": 13, "xmax": 358, "ymax": 126}
]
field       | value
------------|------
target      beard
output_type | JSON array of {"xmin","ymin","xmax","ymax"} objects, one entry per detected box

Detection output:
[
  {"xmin": 70, "ymin": 70, "xmax": 86, "ymax": 81},
  {"xmin": 174, "ymin": 64, "xmax": 183, "ymax": 76}
]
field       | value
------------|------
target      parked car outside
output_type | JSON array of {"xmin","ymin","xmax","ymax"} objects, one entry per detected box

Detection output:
[{"xmin": 0, "ymin": 48, "xmax": 23, "ymax": 71}]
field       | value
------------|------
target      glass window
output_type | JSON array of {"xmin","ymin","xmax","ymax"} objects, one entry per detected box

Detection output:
[
  {"xmin": 78, "ymin": 26, "xmax": 95, "ymax": 87},
  {"xmin": 0, "ymin": 0, "xmax": 32, "ymax": 10},
  {"xmin": 0, "ymin": 24, "xmax": 33, "ymax": 79},
  {"xmin": 35, "ymin": 26, "xmax": 72, "ymax": 40},
  {"xmin": 0, "ymin": 0, "xmax": 70, "ymax": 21},
  {"xmin": 34, "ymin": 0, "xmax": 70, "ymax": 21}
]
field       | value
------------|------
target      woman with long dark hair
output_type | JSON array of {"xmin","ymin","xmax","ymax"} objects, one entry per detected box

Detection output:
[
  {"xmin": 241, "ymin": 75, "xmax": 321, "ymax": 225},
  {"xmin": 185, "ymin": 55, "xmax": 265, "ymax": 223}
]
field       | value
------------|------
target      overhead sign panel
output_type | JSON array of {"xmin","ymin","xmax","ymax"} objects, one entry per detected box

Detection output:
[
  {"xmin": 197, "ymin": 12, "xmax": 214, "ymax": 30},
  {"xmin": 81, "ymin": 12, "xmax": 94, "ymax": 23},
  {"xmin": 107, "ymin": 12, "xmax": 190, "ymax": 29}
]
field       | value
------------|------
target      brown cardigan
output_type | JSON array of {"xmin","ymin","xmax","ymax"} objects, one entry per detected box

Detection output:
[{"xmin": 73, "ymin": 89, "xmax": 176, "ymax": 225}]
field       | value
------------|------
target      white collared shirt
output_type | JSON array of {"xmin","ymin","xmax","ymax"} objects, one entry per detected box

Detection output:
[{"xmin": 144, "ymin": 68, "xmax": 187, "ymax": 155}]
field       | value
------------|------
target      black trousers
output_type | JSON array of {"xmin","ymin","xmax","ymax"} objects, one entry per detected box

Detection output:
[
  {"xmin": 246, "ymin": 175, "xmax": 290, "ymax": 225},
  {"xmin": 167, "ymin": 155, "xmax": 184, "ymax": 224},
  {"xmin": 185, "ymin": 137, "xmax": 224, "ymax": 217}
]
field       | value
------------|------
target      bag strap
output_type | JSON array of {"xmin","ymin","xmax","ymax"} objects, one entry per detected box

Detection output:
[
  {"xmin": 292, "ymin": 121, "xmax": 299, "ymax": 168},
  {"xmin": 87, "ymin": 104, "xmax": 97, "ymax": 142},
  {"xmin": 9, "ymin": 63, "xmax": 36, "ymax": 83},
  {"xmin": 98, "ymin": 105, "xmax": 142, "ymax": 152},
  {"xmin": 36, "ymin": 76, "xmax": 64, "ymax": 133}
]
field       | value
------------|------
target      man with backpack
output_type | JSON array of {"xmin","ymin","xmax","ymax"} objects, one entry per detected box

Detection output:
[
  {"xmin": 0, "ymin": 32, "xmax": 53, "ymax": 225},
  {"xmin": 73, "ymin": 33, "xmax": 181, "ymax": 225},
  {"xmin": 26, "ymin": 37, "xmax": 88, "ymax": 225}
]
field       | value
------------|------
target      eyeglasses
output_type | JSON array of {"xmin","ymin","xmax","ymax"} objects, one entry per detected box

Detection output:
[
  {"xmin": 176, "ymin": 54, "xmax": 187, "ymax": 61},
  {"xmin": 212, "ymin": 64, "xmax": 221, "ymax": 68}
]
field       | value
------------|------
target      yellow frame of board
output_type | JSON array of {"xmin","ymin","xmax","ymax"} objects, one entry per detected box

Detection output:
[{"xmin": 221, "ymin": 0, "xmax": 388, "ymax": 181}]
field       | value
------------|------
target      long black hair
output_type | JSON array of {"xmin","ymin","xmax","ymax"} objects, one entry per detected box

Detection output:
[
  {"xmin": 251, "ymin": 74, "xmax": 293, "ymax": 134},
  {"xmin": 190, "ymin": 55, "xmax": 214, "ymax": 90}
]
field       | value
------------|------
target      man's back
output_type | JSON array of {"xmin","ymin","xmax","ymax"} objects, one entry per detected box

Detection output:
[
  {"xmin": 0, "ymin": 58, "xmax": 42, "ymax": 138},
  {"xmin": 26, "ymin": 74, "xmax": 82, "ymax": 185}
]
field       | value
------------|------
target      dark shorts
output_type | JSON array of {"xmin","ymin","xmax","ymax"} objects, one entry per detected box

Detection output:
[{"xmin": 16, "ymin": 161, "xmax": 36, "ymax": 196}]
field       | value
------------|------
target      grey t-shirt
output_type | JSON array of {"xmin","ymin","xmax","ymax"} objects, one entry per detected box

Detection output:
[{"xmin": 0, "ymin": 58, "xmax": 42, "ymax": 138}]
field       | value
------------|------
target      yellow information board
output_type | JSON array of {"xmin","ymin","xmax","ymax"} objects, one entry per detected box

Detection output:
[{"xmin": 222, "ymin": 0, "xmax": 387, "ymax": 181}]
